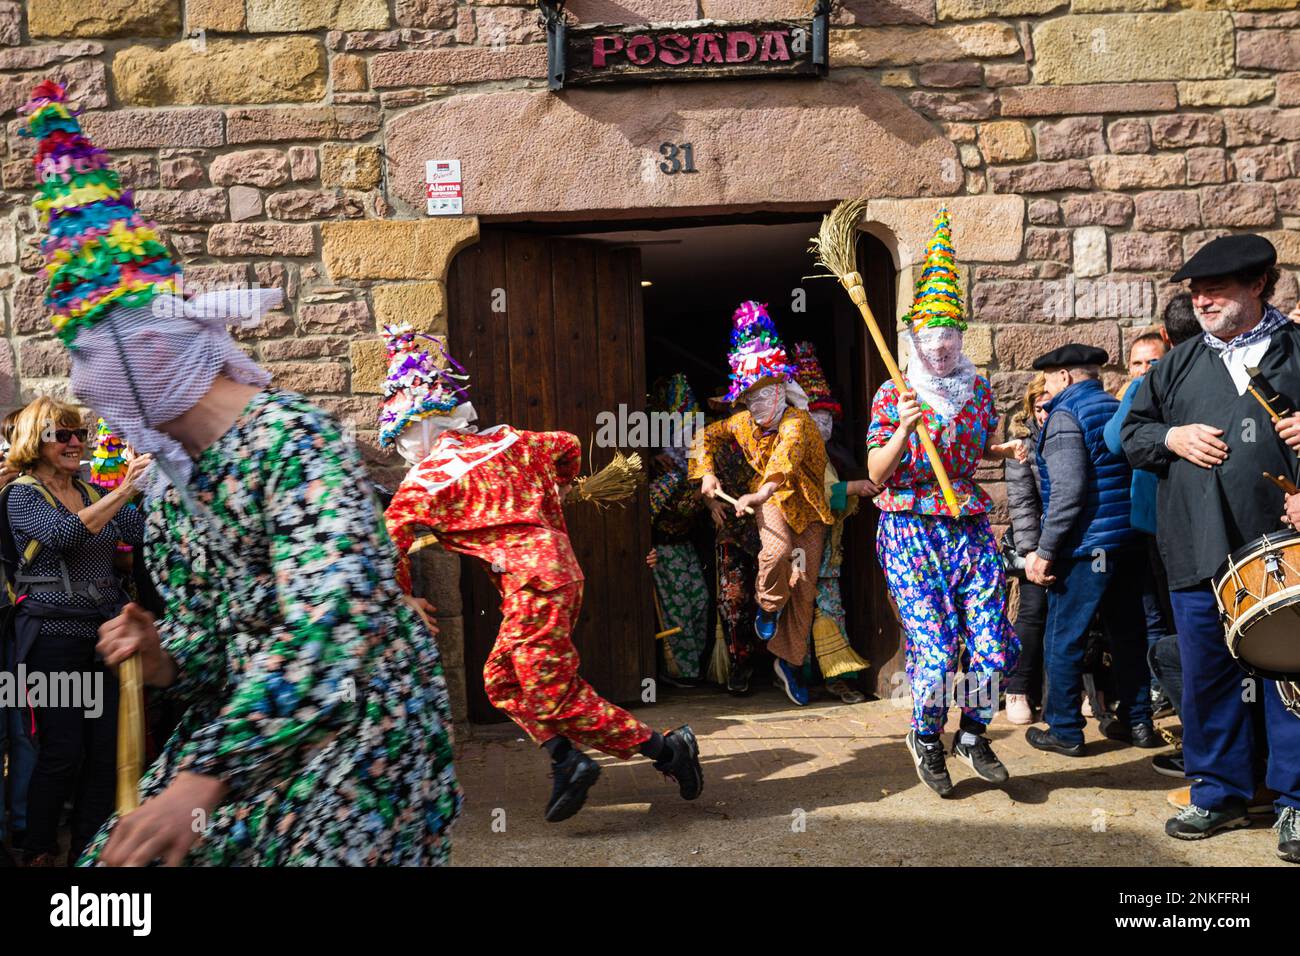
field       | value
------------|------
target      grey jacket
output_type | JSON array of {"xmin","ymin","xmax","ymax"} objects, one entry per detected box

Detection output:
[{"xmin": 1005, "ymin": 419, "xmax": 1043, "ymax": 556}]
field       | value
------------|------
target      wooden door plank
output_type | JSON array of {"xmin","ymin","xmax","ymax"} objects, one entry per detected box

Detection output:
[{"xmin": 549, "ymin": 240, "xmax": 613, "ymax": 695}]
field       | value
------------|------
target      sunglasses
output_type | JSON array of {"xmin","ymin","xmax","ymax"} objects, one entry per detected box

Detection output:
[{"xmin": 51, "ymin": 428, "xmax": 89, "ymax": 444}]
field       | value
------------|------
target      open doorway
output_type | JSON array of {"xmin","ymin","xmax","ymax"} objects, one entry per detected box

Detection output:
[{"xmin": 447, "ymin": 213, "xmax": 901, "ymax": 723}]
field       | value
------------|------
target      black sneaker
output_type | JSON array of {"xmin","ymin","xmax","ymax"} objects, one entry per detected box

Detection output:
[
  {"xmin": 951, "ymin": 732, "xmax": 1010, "ymax": 784},
  {"xmin": 1151, "ymin": 752, "xmax": 1185, "ymax": 778},
  {"xmin": 655, "ymin": 725, "xmax": 704, "ymax": 801},
  {"xmin": 544, "ymin": 749, "xmax": 601, "ymax": 823},
  {"xmin": 1026, "ymin": 726, "xmax": 1086, "ymax": 757},
  {"xmin": 1276, "ymin": 806, "xmax": 1300, "ymax": 864},
  {"xmin": 1102, "ymin": 718, "xmax": 1164, "ymax": 749},
  {"xmin": 906, "ymin": 730, "xmax": 954, "ymax": 797},
  {"xmin": 1165, "ymin": 799, "xmax": 1250, "ymax": 840},
  {"xmin": 727, "ymin": 659, "xmax": 753, "ymax": 696}
]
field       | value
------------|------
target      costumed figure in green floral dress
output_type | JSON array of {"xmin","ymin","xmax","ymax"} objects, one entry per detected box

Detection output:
[
  {"xmin": 645, "ymin": 373, "xmax": 710, "ymax": 683},
  {"xmin": 22, "ymin": 80, "xmax": 461, "ymax": 866}
]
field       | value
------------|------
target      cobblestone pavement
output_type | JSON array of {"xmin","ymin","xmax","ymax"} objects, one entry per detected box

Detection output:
[{"xmin": 449, "ymin": 685, "xmax": 1289, "ymax": 867}]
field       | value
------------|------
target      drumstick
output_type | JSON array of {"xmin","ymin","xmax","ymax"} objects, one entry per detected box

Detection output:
[
  {"xmin": 1247, "ymin": 384, "xmax": 1282, "ymax": 424},
  {"xmin": 1263, "ymin": 471, "xmax": 1300, "ymax": 496}
]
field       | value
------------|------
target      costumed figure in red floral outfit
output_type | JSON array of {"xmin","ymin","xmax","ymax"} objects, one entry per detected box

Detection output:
[{"xmin": 380, "ymin": 324, "xmax": 703, "ymax": 822}]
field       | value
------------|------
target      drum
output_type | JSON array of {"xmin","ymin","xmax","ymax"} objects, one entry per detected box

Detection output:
[{"xmin": 1213, "ymin": 530, "xmax": 1300, "ymax": 682}]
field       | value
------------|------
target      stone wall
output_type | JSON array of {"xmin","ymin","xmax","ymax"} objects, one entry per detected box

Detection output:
[{"xmin": 3, "ymin": 0, "xmax": 1300, "ymax": 720}]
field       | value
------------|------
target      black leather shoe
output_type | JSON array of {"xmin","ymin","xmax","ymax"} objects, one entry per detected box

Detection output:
[
  {"xmin": 544, "ymin": 749, "xmax": 601, "ymax": 823},
  {"xmin": 1026, "ymin": 726, "xmax": 1086, "ymax": 757},
  {"xmin": 1102, "ymin": 718, "xmax": 1164, "ymax": 749},
  {"xmin": 656, "ymin": 725, "xmax": 704, "ymax": 801}
]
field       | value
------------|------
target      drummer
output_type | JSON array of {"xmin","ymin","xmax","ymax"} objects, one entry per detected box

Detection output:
[{"xmin": 1122, "ymin": 233, "xmax": 1300, "ymax": 863}]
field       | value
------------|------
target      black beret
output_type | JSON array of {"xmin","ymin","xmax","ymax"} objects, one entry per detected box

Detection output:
[
  {"xmin": 1172, "ymin": 234, "xmax": 1276, "ymax": 282},
  {"xmin": 1031, "ymin": 343, "xmax": 1109, "ymax": 370}
]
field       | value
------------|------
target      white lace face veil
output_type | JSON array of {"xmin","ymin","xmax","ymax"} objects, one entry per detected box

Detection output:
[
  {"xmin": 67, "ymin": 288, "xmax": 282, "ymax": 498},
  {"xmin": 904, "ymin": 326, "xmax": 977, "ymax": 425},
  {"xmin": 810, "ymin": 409, "xmax": 834, "ymax": 443},
  {"xmin": 741, "ymin": 380, "xmax": 809, "ymax": 430},
  {"xmin": 395, "ymin": 402, "xmax": 479, "ymax": 466}
]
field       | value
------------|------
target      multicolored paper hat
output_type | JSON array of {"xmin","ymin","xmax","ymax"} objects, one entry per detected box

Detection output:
[
  {"xmin": 724, "ymin": 301, "xmax": 795, "ymax": 403},
  {"xmin": 90, "ymin": 417, "xmax": 128, "ymax": 490},
  {"xmin": 792, "ymin": 341, "xmax": 841, "ymax": 420},
  {"xmin": 377, "ymin": 322, "xmax": 471, "ymax": 449},
  {"xmin": 905, "ymin": 207, "xmax": 966, "ymax": 335},
  {"xmin": 20, "ymin": 80, "xmax": 181, "ymax": 347}
]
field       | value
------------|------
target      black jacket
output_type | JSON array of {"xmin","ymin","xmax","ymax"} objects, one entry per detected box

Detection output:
[
  {"xmin": 1005, "ymin": 419, "xmax": 1043, "ymax": 555},
  {"xmin": 1121, "ymin": 323, "xmax": 1300, "ymax": 589}
]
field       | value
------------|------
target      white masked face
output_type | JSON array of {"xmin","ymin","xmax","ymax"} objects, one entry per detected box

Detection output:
[
  {"xmin": 810, "ymin": 409, "xmax": 834, "ymax": 443},
  {"xmin": 744, "ymin": 383, "xmax": 786, "ymax": 429},
  {"xmin": 396, "ymin": 403, "xmax": 478, "ymax": 465},
  {"xmin": 913, "ymin": 327, "xmax": 964, "ymax": 378}
]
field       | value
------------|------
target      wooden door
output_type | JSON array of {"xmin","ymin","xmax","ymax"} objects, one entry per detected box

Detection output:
[{"xmin": 447, "ymin": 230, "xmax": 656, "ymax": 722}]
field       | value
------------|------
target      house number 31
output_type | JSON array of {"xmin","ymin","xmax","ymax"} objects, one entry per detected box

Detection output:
[{"xmin": 659, "ymin": 142, "xmax": 699, "ymax": 175}]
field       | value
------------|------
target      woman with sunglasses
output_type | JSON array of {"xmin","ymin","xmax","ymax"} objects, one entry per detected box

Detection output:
[
  {"xmin": 2, "ymin": 396, "xmax": 152, "ymax": 865},
  {"xmin": 1003, "ymin": 375, "xmax": 1051, "ymax": 725}
]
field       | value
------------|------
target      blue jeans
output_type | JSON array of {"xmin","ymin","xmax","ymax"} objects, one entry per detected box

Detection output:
[
  {"xmin": 1043, "ymin": 547, "xmax": 1152, "ymax": 746},
  {"xmin": 1148, "ymin": 635, "xmax": 1182, "ymax": 717},
  {"xmin": 1169, "ymin": 583, "xmax": 1300, "ymax": 812}
]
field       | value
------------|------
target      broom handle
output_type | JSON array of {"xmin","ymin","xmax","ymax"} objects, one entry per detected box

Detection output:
[
  {"xmin": 841, "ymin": 271, "xmax": 962, "ymax": 517},
  {"xmin": 115, "ymin": 654, "xmax": 145, "ymax": 815}
]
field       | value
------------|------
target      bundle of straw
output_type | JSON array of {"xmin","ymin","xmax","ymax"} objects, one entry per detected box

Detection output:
[
  {"xmin": 115, "ymin": 656, "xmax": 145, "ymax": 815},
  {"xmin": 809, "ymin": 199, "xmax": 963, "ymax": 517},
  {"xmin": 565, "ymin": 450, "xmax": 643, "ymax": 508}
]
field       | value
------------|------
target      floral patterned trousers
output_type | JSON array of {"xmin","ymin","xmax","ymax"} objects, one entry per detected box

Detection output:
[
  {"xmin": 876, "ymin": 511, "xmax": 1018, "ymax": 735},
  {"xmin": 651, "ymin": 541, "xmax": 709, "ymax": 679},
  {"xmin": 484, "ymin": 580, "xmax": 653, "ymax": 759},
  {"xmin": 756, "ymin": 500, "xmax": 827, "ymax": 667},
  {"xmin": 718, "ymin": 542, "xmax": 760, "ymax": 668}
]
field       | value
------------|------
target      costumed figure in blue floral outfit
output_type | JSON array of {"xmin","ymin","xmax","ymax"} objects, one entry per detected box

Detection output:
[{"xmin": 867, "ymin": 209, "xmax": 1026, "ymax": 797}]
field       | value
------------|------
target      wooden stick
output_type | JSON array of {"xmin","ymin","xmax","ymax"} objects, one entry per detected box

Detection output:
[
  {"xmin": 115, "ymin": 655, "xmax": 144, "ymax": 815},
  {"xmin": 652, "ymin": 589, "xmax": 681, "ymax": 640},
  {"xmin": 1264, "ymin": 471, "xmax": 1300, "ymax": 495},
  {"xmin": 840, "ymin": 271, "xmax": 962, "ymax": 516},
  {"xmin": 1247, "ymin": 384, "xmax": 1282, "ymax": 424},
  {"xmin": 713, "ymin": 488, "xmax": 753, "ymax": 515}
]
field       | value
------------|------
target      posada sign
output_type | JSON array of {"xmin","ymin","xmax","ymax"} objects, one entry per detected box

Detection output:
[{"xmin": 552, "ymin": 17, "xmax": 829, "ymax": 88}]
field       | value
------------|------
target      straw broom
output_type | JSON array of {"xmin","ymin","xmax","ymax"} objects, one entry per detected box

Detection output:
[
  {"xmin": 810, "ymin": 199, "xmax": 962, "ymax": 517},
  {"xmin": 115, "ymin": 656, "xmax": 144, "ymax": 815},
  {"xmin": 564, "ymin": 449, "xmax": 644, "ymax": 507}
]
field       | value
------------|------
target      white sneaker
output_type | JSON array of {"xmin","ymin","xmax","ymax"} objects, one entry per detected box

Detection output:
[
  {"xmin": 1006, "ymin": 693, "xmax": 1033, "ymax": 725},
  {"xmin": 1081, "ymin": 694, "xmax": 1094, "ymax": 718}
]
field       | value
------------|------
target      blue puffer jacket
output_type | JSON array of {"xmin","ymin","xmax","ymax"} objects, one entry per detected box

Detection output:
[
  {"xmin": 1103, "ymin": 375, "xmax": 1157, "ymax": 535},
  {"xmin": 1037, "ymin": 379, "xmax": 1138, "ymax": 559}
]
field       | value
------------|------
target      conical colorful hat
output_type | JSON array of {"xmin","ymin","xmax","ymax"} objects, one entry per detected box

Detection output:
[
  {"xmin": 906, "ymin": 207, "xmax": 966, "ymax": 335},
  {"xmin": 90, "ymin": 417, "xmax": 128, "ymax": 490},
  {"xmin": 724, "ymin": 301, "xmax": 794, "ymax": 403},
  {"xmin": 20, "ymin": 80, "xmax": 181, "ymax": 347},
  {"xmin": 792, "ymin": 341, "xmax": 841, "ymax": 419},
  {"xmin": 377, "ymin": 322, "xmax": 470, "ymax": 449}
]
